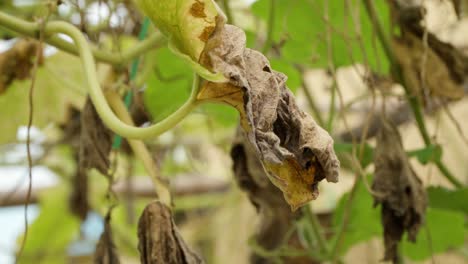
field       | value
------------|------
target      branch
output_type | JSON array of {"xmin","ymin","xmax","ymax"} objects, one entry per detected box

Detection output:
[
  {"xmin": 105, "ymin": 91, "xmax": 172, "ymax": 206},
  {"xmin": 0, "ymin": 175, "xmax": 230, "ymax": 207},
  {"xmin": 0, "ymin": 11, "xmax": 165, "ymax": 67}
]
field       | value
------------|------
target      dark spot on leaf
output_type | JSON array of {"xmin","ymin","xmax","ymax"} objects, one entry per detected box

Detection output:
[
  {"xmin": 190, "ymin": 1, "xmax": 206, "ymax": 18},
  {"xmin": 199, "ymin": 26, "xmax": 215, "ymax": 42},
  {"xmin": 262, "ymin": 65, "xmax": 271, "ymax": 72}
]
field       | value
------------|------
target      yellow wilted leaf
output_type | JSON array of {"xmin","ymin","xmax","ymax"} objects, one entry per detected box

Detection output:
[{"xmin": 134, "ymin": 0, "xmax": 225, "ymax": 61}]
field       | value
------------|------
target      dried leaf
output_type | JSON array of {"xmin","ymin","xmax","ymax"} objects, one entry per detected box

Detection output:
[
  {"xmin": 0, "ymin": 38, "xmax": 42, "ymax": 94},
  {"xmin": 231, "ymin": 129, "xmax": 310, "ymax": 263},
  {"xmin": 391, "ymin": 2, "xmax": 468, "ymax": 102},
  {"xmin": 137, "ymin": 201, "xmax": 204, "ymax": 264},
  {"xmin": 198, "ymin": 25, "xmax": 340, "ymax": 210},
  {"xmin": 79, "ymin": 97, "xmax": 113, "ymax": 174},
  {"xmin": 94, "ymin": 211, "xmax": 120, "ymax": 264},
  {"xmin": 392, "ymin": 32, "xmax": 464, "ymax": 100},
  {"xmin": 372, "ymin": 118, "xmax": 427, "ymax": 262},
  {"xmin": 69, "ymin": 98, "xmax": 112, "ymax": 220}
]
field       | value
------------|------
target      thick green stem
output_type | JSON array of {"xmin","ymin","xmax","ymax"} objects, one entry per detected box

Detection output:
[
  {"xmin": 222, "ymin": 0, "xmax": 234, "ymax": 24},
  {"xmin": 6, "ymin": 19, "xmax": 200, "ymax": 139},
  {"xmin": 362, "ymin": 0, "xmax": 463, "ymax": 188},
  {"xmin": 0, "ymin": 11, "xmax": 164, "ymax": 67}
]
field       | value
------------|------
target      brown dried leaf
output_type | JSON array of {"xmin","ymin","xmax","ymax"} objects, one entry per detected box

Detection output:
[
  {"xmin": 198, "ymin": 25, "xmax": 339, "ymax": 211},
  {"xmin": 231, "ymin": 129, "xmax": 312, "ymax": 263},
  {"xmin": 94, "ymin": 211, "xmax": 120, "ymax": 264},
  {"xmin": 79, "ymin": 97, "xmax": 113, "ymax": 174},
  {"xmin": 392, "ymin": 32, "xmax": 464, "ymax": 100},
  {"xmin": 69, "ymin": 98, "xmax": 112, "ymax": 220},
  {"xmin": 391, "ymin": 2, "xmax": 468, "ymax": 102},
  {"xmin": 137, "ymin": 201, "xmax": 204, "ymax": 264},
  {"xmin": 372, "ymin": 118, "xmax": 427, "ymax": 262},
  {"xmin": 0, "ymin": 39, "xmax": 42, "ymax": 94}
]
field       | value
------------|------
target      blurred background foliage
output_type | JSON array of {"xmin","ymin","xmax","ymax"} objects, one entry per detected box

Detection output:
[{"xmin": 0, "ymin": 0, "xmax": 467, "ymax": 263}]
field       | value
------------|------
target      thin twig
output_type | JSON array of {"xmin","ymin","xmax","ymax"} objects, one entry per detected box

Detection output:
[
  {"xmin": 303, "ymin": 206, "xmax": 329, "ymax": 255},
  {"xmin": 104, "ymin": 91, "xmax": 172, "ymax": 206},
  {"xmin": 329, "ymin": 176, "xmax": 361, "ymax": 262},
  {"xmin": 296, "ymin": 66, "xmax": 326, "ymax": 127},
  {"xmin": 16, "ymin": 17, "xmax": 46, "ymax": 263}
]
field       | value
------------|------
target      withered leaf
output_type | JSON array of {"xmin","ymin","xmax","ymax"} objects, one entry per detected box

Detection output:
[
  {"xmin": 94, "ymin": 211, "xmax": 120, "ymax": 264},
  {"xmin": 198, "ymin": 24, "xmax": 340, "ymax": 210},
  {"xmin": 372, "ymin": 118, "xmax": 427, "ymax": 263},
  {"xmin": 79, "ymin": 97, "xmax": 113, "ymax": 175},
  {"xmin": 0, "ymin": 38, "xmax": 42, "ymax": 94},
  {"xmin": 138, "ymin": 201, "xmax": 204, "ymax": 264},
  {"xmin": 70, "ymin": 98, "xmax": 112, "ymax": 220},
  {"xmin": 391, "ymin": 1, "xmax": 468, "ymax": 102},
  {"xmin": 231, "ymin": 129, "xmax": 310, "ymax": 264},
  {"xmin": 392, "ymin": 32, "xmax": 464, "ymax": 101}
]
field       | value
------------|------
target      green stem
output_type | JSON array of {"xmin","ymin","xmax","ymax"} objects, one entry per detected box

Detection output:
[
  {"xmin": 297, "ymin": 66, "xmax": 326, "ymax": 127},
  {"xmin": 329, "ymin": 176, "xmax": 361, "ymax": 262},
  {"xmin": 29, "ymin": 20, "xmax": 199, "ymax": 139},
  {"xmin": 362, "ymin": 0, "xmax": 463, "ymax": 188},
  {"xmin": 113, "ymin": 17, "xmax": 152, "ymax": 149},
  {"xmin": 0, "ymin": 11, "xmax": 164, "ymax": 67},
  {"xmin": 262, "ymin": 0, "xmax": 276, "ymax": 54},
  {"xmin": 222, "ymin": 0, "xmax": 234, "ymax": 24},
  {"xmin": 303, "ymin": 206, "xmax": 329, "ymax": 256}
]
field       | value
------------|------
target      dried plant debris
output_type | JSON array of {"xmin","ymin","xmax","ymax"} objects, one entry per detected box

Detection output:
[
  {"xmin": 94, "ymin": 211, "xmax": 120, "ymax": 264},
  {"xmin": 70, "ymin": 98, "xmax": 112, "ymax": 220},
  {"xmin": 138, "ymin": 201, "xmax": 204, "ymax": 264},
  {"xmin": 0, "ymin": 38, "xmax": 42, "ymax": 94},
  {"xmin": 391, "ymin": 1, "xmax": 468, "ymax": 102},
  {"xmin": 79, "ymin": 97, "xmax": 113, "ymax": 175},
  {"xmin": 231, "ymin": 130, "xmax": 310, "ymax": 264},
  {"xmin": 198, "ymin": 24, "xmax": 339, "ymax": 210},
  {"xmin": 372, "ymin": 118, "xmax": 427, "ymax": 262}
]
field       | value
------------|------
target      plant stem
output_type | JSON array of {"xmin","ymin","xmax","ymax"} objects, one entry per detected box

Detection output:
[
  {"xmin": 297, "ymin": 66, "xmax": 326, "ymax": 127},
  {"xmin": 105, "ymin": 91, "xmax": 172, "ymax": 206},
  {"xmin": 0, "ymin": 11, "xmax": 164, "ymax": 67},
  {"xmin": 113, "ymin": 17, "xmax": 152, "ymax": 149},
  {"xmin": 7, "ymin": 19, "xmax": 200, "ymax": 139},
  {"xmin": 222, "ymin": 0, "xmax": 234, "ymax": 25},
  {"xmin": 329, "ymin": 176, "xmax": 361, "ymax": 262},
  {"xmin": 362, "ymin": 0, "xmax": 463, "ymax": 188},
  {"xmin": 303, "ymin": 206, "xmax": 329, "ymax": 256},
  {"xmin": 262, "ymin": 0, "xmax": 276, "ymax": 54}
]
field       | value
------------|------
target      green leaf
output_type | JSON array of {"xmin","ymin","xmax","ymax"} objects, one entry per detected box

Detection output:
[
  {"xmin": 331, "ymin": 176, "xmax": 381, "ymax": 256},
  {"xmin": 270, "ymin": 58, "xmax": 301, "ymax": 93},
  {"xmin": 407, "ymin": 145, "xmax": 442, "ymax": 165},
  {"xmin": 17, "ymin": 187, "xmax": 80, "ymax": 264},
  {"xmin": 427, "ymin": 186, "xmax": 468, "ymax": 214},
  {"xmin": 333, "ymin": 143, "xmax": 374, "ymax": 168},
  {"xmin": 0, "ymin": 51, "xmax": 86, "ymax": 144},
  {"xmin": 402, "ymin": 208, "xmax": 466, "ymax": 260},
  {"xmin": 143, "ymin": 47, "xmax": 192, "ymax": 122},
  {"xmin": 200, "ymin": 102, "xmax": 239, "ymax": 127},
  {"xmin": 251, "ymin": 0, "xmax": 390, "ymax": 71}
]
